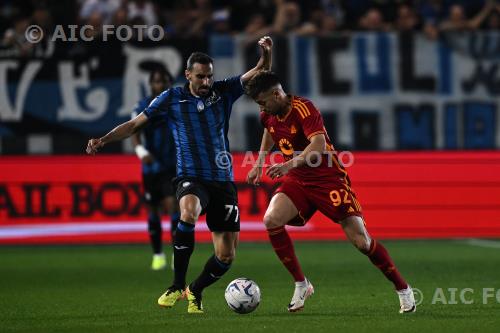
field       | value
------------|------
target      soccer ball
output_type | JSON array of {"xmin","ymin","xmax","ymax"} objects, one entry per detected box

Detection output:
[{"xmin": 224, "ymin": 278, "xmax": 261, "ymax": 314}]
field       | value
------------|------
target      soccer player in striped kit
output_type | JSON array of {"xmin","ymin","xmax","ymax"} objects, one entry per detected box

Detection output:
[
  {"xmin": 245, "ymin": 71, "xmax": 416, "ymax": 314},
  {"xmin": 87, "ymin": 36, "xmax": 273, "ymax": 313},
  {"xmin": 130, "ymin": 67, "xmax": 180, "ymax": 271}
]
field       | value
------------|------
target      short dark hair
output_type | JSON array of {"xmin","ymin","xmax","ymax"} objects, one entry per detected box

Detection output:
[
  {"xmin": 245, "ymin": 71, "xmax": 281, "ymax": 99},
  {"xmin": 149, "ymin": 66, "xmax": 173, "ymax": 85},
  {"xmin": 186, "ymin": 52, "xmax": 213, "ymax": 70}
]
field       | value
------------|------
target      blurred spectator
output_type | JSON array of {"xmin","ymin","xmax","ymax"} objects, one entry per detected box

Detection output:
[
  {"xmin": 318, "ymin": 0, "xmax": 344, "ymax": 27},
  {"xmin": 273, "ymin": 1, "xmax": 304, "ymax": 34},
  {"xmin": 79, "ymin": 0, "xmax": 122, "ymax": 24},
  {"xmin": 2, "ymin": 0, "xmax": 500, "ymax": 43},
  {"xmin": 32, "ymin": 7, "xmax": 52, "ymax": 29},
  {"xmin": 83, "ymin": 11, "xmax": 104, "ymax": 40},
  {"xmin": 291, "ymin": 7, "xmax": 338, "ymax": 36},
  {"xmin": 418, "ymin": 0, "xmax": 448, "ymax": 26},
  {"xmin": 111, "ymin": 6, "xmax": 129, "ymax": 26},
  {"xmin": 341, "ymin": 0, "xmax": 371, "ymax": 29},
  {"xmin": 230, "ymin": 0, "xmax": 275, "ymax": 32},
  {"xmin": 469, "ymin": 1, "xmax": 500, "ymax": 30},
  {"xmin": 128, "ymin": 0, "xmax": 157, "ymax": 26},
  {"xmin": 245, "ymin": 13, "xmax": 269, "ymax": 35},
  {"xmin": 211, "ymin": 8, "xmax": 232, "ymax": 34},
  {"xmin": 395, "ymin": 4, "xmax": 419, "ymax": 31},
  {"xmin": 358, "ymin": 8, "xmax": 390, "ymax": 31},
  {"xmin": 439, "ymin": 4, "xmax": 469, "ymax": 31},
  {"xmin": 1, "ymin": 15, "xmax": 35, "ymax": 57}
]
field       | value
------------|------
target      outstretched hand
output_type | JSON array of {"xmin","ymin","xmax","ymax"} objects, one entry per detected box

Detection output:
[
  {"xmin": 86, "ymin": 138, "xmax": 104, "ymax": 155},
  {"xmin": 247, "ymin": 166, "xmax": 263, "ymax": 185}
]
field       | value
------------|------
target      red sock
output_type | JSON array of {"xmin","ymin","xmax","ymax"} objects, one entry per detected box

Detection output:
[
  {"xmin": 365, "ymin": 239, "xmax": 408, "ymax": 290},
  {"xmin": 267, "ymin": 226, "xmax": 305, "ymax": 282}
]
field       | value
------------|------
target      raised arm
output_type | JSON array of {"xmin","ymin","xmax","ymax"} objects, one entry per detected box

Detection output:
[
  {"xmin": 241, "ymin": 36, "xmax": 273, "ymax": 84},
  {"xmin": 86, "ymin": 112, "xmax": 148, "ymax": 155},
  {"xmin": 247, "ymin": 128, "xmax": 275, "ymax": 185}
]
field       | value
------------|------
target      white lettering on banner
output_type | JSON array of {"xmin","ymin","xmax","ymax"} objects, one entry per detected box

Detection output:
[
  {"xmin": 0, "ymin": 61, "xmax": 42, "ymax": 121},
  {"xmin": 118, "ymin": 44, "xmax": 182, "ymax": 116},
  {"xmin": 57, "ymin": 59, "xmax": 109, "ymax": 121}
]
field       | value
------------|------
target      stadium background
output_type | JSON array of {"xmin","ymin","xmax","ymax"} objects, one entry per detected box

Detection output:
[
  {"xmin": 1, "ymin": 0, "xmax": 500, "ymax": 244},
  {"xmin": 2, "ymin": 1, "xmax": 500, "ymax": 332}
]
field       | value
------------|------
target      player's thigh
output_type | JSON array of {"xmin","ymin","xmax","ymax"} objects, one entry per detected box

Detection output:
[
  {"xmin": 263, "ymin": 192, "xmax": 300, "ymax": 229},
  {"xmin": 179, "ymin": 195, "xmax": 202, "ymax": 223},
  {"xmin": 265, "ymin": 179, "xmax": 316, "ymax": 228},
  {"xmin": 313, "ymin": 183, "xmax": 363, "ymax": 223},
  {"xmin": 212, "ymin": 231, "xmax": 239, "ymax": 263},
  {"xmin": 340, "ymin": 215, "xmax": 371, "ymax": 252},
  {"xmin": 176, "ymin": 178, "xmax": 209, "ymax": 223},
  {"xmin": 205, "ymin": 182, "xmax": 240, "ymax": 233}
]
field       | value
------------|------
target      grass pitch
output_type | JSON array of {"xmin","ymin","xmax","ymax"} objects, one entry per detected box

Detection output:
[{"xmin": 2, "ymin": 240, "xmax": 500, "ymax": 332}]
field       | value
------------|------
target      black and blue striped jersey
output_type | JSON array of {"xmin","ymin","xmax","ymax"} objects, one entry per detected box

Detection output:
[
  {"xmin": 143, "ymin": 75, "xmax": 244, "ymax": 182},
  {"xmin": 132, "ymin": 96, "xmax": 176, "ymax": 175}
]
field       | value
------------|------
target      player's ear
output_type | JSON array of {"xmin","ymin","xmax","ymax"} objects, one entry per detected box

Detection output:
[{"xmin": 185, "ymin": 69, "xmax": 190, "ymax": 81}]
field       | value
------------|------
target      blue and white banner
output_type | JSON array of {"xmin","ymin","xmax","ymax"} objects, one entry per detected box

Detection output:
[{"xmin": 1, "ymin": 33, "xmax": 499, "ymax": 153}]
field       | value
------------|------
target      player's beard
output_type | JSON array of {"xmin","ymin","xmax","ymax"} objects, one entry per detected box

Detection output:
[{"xmin": 198, "ymin": 85, "xmax": 210, "ymax": 96}]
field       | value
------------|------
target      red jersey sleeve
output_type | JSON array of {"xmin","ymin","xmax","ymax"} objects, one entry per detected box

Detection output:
[{"xmin": 296, "ymin": 99, "xmax": 325, "ymax": 140}]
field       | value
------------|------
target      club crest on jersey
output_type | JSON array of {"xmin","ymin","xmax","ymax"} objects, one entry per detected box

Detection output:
[
  {"xmin": 290, "ymin": 125, "xmax": 297, "ymax": 134},
  {"xmin": 278, "ymin": 138, "xmax": 294, "ymax": 156},
  {"xmin": 197, "ymin": 100, "xmax": 205, "ymax": 112},
  {"xmin": 269, "ymin": 126, "xmax": 275, "ymax": 133}
]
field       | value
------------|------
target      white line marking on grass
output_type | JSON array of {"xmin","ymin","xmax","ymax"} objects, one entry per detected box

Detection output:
[{"xmin": 463, "ymin": 239, "xmax": 500, "ymax": 249}]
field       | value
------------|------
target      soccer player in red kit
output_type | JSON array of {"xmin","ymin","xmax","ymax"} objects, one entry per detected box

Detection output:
[{"xmin": 245, "ymin": 71, "xmax": 416, "ymax": 313}]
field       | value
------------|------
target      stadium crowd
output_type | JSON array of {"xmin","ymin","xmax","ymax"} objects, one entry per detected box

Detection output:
[{"xmin": 1, "ymin": 0, "xmax": 500, "ymax": 56}]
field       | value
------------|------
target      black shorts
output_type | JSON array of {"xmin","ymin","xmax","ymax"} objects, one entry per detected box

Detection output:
[
  {"xmin": 174, "ymin": 177, "xmax": 240, "ymax": 232},
  {"xmin": 142, "ymin": 170, "xmax": 176, "ymax": 205}
]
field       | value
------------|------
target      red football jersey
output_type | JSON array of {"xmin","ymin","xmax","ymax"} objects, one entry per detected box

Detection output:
[{"xmin": 260, "ymin": 95, "xmax": 348, "ymax": 183}]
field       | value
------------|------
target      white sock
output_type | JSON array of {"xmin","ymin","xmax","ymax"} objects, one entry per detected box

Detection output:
[{"xmin": 295, "ymin": 279, "xmax": 307, "ymax": 287}]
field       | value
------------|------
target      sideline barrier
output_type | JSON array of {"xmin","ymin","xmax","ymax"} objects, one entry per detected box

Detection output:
[{"xmin": 1, "ymin": 152, "xmax": 500, "ymax": 243}]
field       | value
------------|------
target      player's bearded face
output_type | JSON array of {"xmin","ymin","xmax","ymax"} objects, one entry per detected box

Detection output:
[
  {"xmin": 256, "ymin": 90, "xmax": 280, "ymax": 115},
  {"xmin": 186, "ymin": 63, "xmax": 214, "ymax": 97}
]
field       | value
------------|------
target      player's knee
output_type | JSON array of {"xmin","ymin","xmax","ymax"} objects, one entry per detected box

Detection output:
[
  {"xmin": 352, "ymin": 235, "xmax": 371, "ymax": 253},
  {"xmin": 180, "ymin": 208, "xmax": 199, "ymax": 223},
  {"xmin": 217, "ymin": 252, "xmax": 235, "ymax": 264},
  {"xmin": 263, "ymin": 212, "xmax": 286, "ymax": 229}
]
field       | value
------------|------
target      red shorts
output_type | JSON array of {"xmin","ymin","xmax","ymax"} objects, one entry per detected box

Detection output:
[{"xmin": 275, "ymin": 178, "xmax": 363, "ymax": 226}]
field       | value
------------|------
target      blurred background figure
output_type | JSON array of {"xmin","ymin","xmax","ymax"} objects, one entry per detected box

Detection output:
[
  {"xmin": 79, "ymin": 0, "xmax": 122, "ymax": 24},
  {"xmin": 1, "ymin": 14, "xmax": 35, "ymax": 56},
  {"xmin": 128, "ymin": 0, "xmax": 158, "ymax": 26},
  {"xmin": 130, "ymin": 66, "xmax": 180, "ymax": 271},
  {"xmin": 394, "ymin": 4, "xmax": 419, "ymax": 31}
]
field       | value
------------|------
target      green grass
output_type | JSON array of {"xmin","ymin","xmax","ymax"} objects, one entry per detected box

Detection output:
[{"xmin": 1, "ymin": 240, "xmax": 500, "ymax": 332}]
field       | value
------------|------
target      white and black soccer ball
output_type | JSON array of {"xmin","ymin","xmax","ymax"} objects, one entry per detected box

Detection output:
[{"xmin": 224, "ymin": 278, "xmax": 261, "ymax": 314}]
